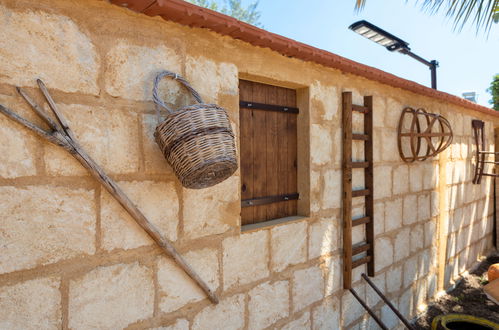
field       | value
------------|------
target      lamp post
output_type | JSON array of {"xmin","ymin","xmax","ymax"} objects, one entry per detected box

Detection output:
[{"xmin": 349, "ymin": 20, "xmax": 439, "ymax": 90}]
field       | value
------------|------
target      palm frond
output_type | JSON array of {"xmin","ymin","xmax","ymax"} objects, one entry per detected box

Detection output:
[
  {"xmin": 355, "ymin": 0, "xmax": 366, "ymax": 11},
  {"xmin": 419, "ymin": 0, "xmax": 499, "ymax": 33},
  {"xmin": 356, "ymin": 0, "xmax": 498, "ymax": 33}
]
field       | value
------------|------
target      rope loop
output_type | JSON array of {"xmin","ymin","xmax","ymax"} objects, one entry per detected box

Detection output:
[{"xmin": 153, "ymin": 70, "xmax": 204, "ymax": 121}]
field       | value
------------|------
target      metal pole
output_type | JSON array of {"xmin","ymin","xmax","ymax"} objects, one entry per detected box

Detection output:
[
  {"xmin": 430, "ymin": 60, "xmax": 438, "ymax": 90},
  {"xmin": 361, "ymin": 274, "xmax": 416, "ymax": 330},
  {"xmin": 349, "ymin": 288, "xmax": 389, "ymax": 330},
  {"xmin": 400, "ymin": 49, "xmax": 438, "ymax": 90}
]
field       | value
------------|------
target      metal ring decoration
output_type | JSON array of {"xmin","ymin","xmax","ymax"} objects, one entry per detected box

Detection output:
[{"xmin": 397, "ymin": 107, "xmax": 453, "ymax": 162}]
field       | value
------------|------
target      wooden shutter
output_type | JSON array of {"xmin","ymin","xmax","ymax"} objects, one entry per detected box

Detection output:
[{"xmin": 239, "ymin": 80, "xmax": 298, "ymax": 225}]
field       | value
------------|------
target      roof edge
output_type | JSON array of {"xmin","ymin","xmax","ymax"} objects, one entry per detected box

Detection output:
[{"xmin": 112, "ymin": 0, "xmax": 498, "ymax": 118}]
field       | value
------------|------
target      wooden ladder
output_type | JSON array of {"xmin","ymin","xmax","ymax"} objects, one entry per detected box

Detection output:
[{"xmin": 342, "ymin": 91, "xmax": 375, "ymax": 289}]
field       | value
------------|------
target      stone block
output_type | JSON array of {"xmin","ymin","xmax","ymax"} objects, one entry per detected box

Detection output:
[
  {"xmin": 386, "ymin": 265, "xmax": 402, "ymax": 294},
  {"xmin": 410, "ymin": 224, "xmax": 424, "ymax": 253},
  {"xmin": 375, "ymin": 236, "xmax": 393, "ymax": 271},
  {"xmin": 409, "ymin": 165, "xmax": 423, "ymax": 192},
  {"xmin": 322, "ymin": 169, "xmax": 341, "ymax": 209},
  {"xmin": 292, "ymin": 266, "xmax": 324, "ymax": 312},
  {"xmin": 44, "ymin": 104, "xmax": 139, "ymax": 175},
  {"xmin": 0, "ymin": 5, "xmax": 99, "ymax": 94},
  {"xmin": 192, "ymin": 294, "xmax": 245, "ymax": 330},
  {"xmin": 381, "ymin": 303, "xmax": 400, "ymax": 329},
  {"xmin": 381, "ymin": 129, "xmax": 398, "ymax": 161},
  {"xmin": 0, "ymin": 185, "xmax": 95, "ymax": 274},
  {"xmin": 385, "ymin": 198, "xmax": 402, "ymax": 232},
  {"xmin": 186, "ymin": 56, "xmax": 238, "ymax": 103},
  {"xmin": 341, "ymin": 283, "xmax": 366, "ymax": 326},
  {"xmin": 373, "ymin": 96, "xmax": 386, "ymax": 128},
  {"xmin": 0, "ymin": 95, "xmax": 39, "ymax": 178},
  {"xmin": 142, "ymin": 114, "xmax": 173, "ymax": 174},
  {"xmin": 271, "ymin": 221, "xmax": 307, "ymax": 272},
  {"xmin": 431, "ymin": 191, "xmax": 440, "ymax": 218},
  {"xmin": 309, "ymin": 218, "xmax": 338, "ymax": 259},
  {"xmin": 424, "ymin": 220, "xmax": 436, "ymax": 248},
  {"xmin": 69, "ymin": 262, "xmax": 154, "ymax": 330},
  {"xmin": 385, "ymin": 98, "xmax": 403, "ymax": 128},
  {"xmin": 403, "ymin": 255, "xmax": 419, "ymax": 289},
  {"xmin": 151, "ymin": 319, "xmax": 189, "ymax": 330},
  {"xmin": 324, "ymin": 255, "xmax": 341, "ymax": 296},
  {"xmin": 374, "ymin": 165, "xmax": 392, "ymax": 199},
  {"xmin": 352, "ymin": 225, "xmax": 365, "ymax": 244},
  {"xmin": 398, "ymin": 289, "xmax": 414, "ymax": 320},
  {"xmin": 418, "ymin": 194, "xmax": 431, "ymax": 222},
  {"xmin": 419, "ymin": 250, "xmax": 431, "ymax": 278},
  {"xmin": 394, "ymin": 228, "xmax": 410, "ymax": 262},
  {"xmin": 310, "ymin": 171, "xmax": 321, "ymax": 213},
  {"xmin": 374, "ymin": 202, "xmax": 385, "ymax": 236},
  {"xmin": 392, "ymin": 165, "xmax": 409, "ymax": 196},
  {"xmin": 352, "ymin": 168, "xmax": 365, "ymax": 191},
  {"xmin": 352, "ymin": 140, "xmax": 364, "ymax": 162},
  {"xmin": 101, "ymin": 180, "xmax": 178, "ymax": 251},
  {"xmin": 310, "ymin": 82, "xmax": 339, "ymax": 121},
  {"xmin": 248, "ymin": 281, "xmax": 289, "ymax": 330},
  {"xmin": 158, "ymin": 248, "xmax": 219, "ymax": 313},
  {"xmin": 403, "ymin": 195, "xmax": 418, "ymax": 225},
  {"xmin": 282, "ymin": 312, "xmax": 311, "ymax": 330},
  {"xmin": 0, "ymin": 277, "xmax": 61, "ymax": 330},
  {"xmin": 223, "ymin": 230, "xmax": 269, "ymax": 289},
  {"xmin": 352, "ymin": 111, "xmax": 364, "ymax": 134},
  {"xmin": 311, "ymin": 124, "xmax": 333, "ymax": 166},
  {"xmin": 423, "ymin": 162, "xmax": 438, "ymax": 190},
  {"xmin": 105, "ymin": 41, "xmax": 182, "ymax": 101},
  {"xmin": 366, "ymin": 273, "xmax": 385, "ymax": 306},
  {"xmin": 183, "ymin": 176, "xmax": 238, "ymax": 239},
  {"xmin": 312, "ymin": 298, "xmax": 340, "ymax": 330}
]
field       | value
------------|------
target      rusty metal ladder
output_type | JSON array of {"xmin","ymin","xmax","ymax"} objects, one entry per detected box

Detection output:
[{"xmin": 342, "ymin": 91, "xmax": 375, "ymax": 289}]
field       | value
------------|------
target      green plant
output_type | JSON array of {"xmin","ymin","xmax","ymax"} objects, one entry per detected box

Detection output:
[{"xmin": 487, "ymin": 74, "xmax": 499, "ymax": 111}]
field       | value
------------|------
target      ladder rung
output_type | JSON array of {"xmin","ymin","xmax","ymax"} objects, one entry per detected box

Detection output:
[
  {"xmin": 351, "ymin": 161, "xmax": 369, "ymax": 168},
  {"xmin": 352, "ymin": 256, "xmax": 372, "ymax": 269},
  {"xmin": 352, "ymin": 216, "xmax": 370, "ymax": 226},
  {"xmin": 352, "ymin": 104, "xmax": 369, "ymax": 113},
  {"xmin": 352, "ymin": 243, "xmax": 371, "ymax": 256},
  {"xmin": 352, "ymin": 134, "xmax": 369, "ymax": 141},
  {"xmin": 352, "ymin": 189, "xmax": 370, "ymax": 197},
  {"xmin": 482, "ymin": 173, "xmax": 499, "ymax": 177}
]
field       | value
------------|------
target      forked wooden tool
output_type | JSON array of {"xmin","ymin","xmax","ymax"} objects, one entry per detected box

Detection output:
[{"xmin": 0, "ymin": 79, "xmax": 219, "ymax": 304}]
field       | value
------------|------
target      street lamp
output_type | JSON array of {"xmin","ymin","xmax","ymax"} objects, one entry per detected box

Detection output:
[{"xmin": 349, "ymin": 20, "xmax": 439, "ymax": 90}]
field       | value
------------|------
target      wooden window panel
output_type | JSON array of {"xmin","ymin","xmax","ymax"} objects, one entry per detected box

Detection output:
[{"xmin": 239, "ymin": 80, "xmax": 298, "ymax": 225}]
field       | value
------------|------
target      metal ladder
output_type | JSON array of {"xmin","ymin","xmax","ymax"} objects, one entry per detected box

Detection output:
[{"xmin": 342, "ymin": 91, "xmax": 375, "ymax": 289}]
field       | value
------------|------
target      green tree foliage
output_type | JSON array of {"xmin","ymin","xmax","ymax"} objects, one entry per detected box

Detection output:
[
  {"xmin": 487, "ymin": 74, "xmax": 499, "ymax": 110},
  {"xmin": 355, "ymin": 0, "xmax": 499, "ymax": 33},
  {"xmin": 187, "ymin": 0, "xmax": 262, "ymax": 27}
]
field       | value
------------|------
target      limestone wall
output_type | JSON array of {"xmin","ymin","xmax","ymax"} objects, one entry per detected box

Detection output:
[{"xmin": 0, "ymin": 1, "xmax": 497, "ymax": 329}]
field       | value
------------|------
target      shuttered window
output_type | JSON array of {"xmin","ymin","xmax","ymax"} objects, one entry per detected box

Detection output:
[{"xmin": 239, "ymin": 80, "xmax": 298, "ymax": 226}]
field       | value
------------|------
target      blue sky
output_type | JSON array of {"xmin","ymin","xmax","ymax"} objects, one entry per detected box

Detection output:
[{"xmin": 245, "ymin": 0, "xmax": 499, "ymax": 107}]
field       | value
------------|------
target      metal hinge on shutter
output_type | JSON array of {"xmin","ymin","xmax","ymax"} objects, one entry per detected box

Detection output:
[
  {"xmin": 239, "ymin": 101, "xmax": 299, "ymax": 114},
  {"xmin": 241, "ymin": 193, "xmax": 299, "ymax": 207}
]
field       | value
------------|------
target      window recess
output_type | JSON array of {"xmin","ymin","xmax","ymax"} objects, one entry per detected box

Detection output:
[{"xmin": 239, "ymin": 80, "xmax": 298, "ymax": 226}]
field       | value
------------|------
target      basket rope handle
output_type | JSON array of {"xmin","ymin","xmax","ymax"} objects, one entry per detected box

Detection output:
[{"xmin": 153, "ymin": 70, "xmax": 204, "ymax": 119}]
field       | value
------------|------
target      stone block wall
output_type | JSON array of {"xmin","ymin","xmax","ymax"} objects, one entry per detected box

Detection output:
[{"xmin": 0, "ymin": 0, "xmax": 497, "ymax": 329}]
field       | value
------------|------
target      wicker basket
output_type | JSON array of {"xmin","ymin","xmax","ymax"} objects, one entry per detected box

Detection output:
[{"xmin": 153, "ymin": 71, "xmax": 237, "ymax": 189}]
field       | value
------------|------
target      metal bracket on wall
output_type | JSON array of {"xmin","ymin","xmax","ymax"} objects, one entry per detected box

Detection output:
[
  {"xmin": 397, "ymin": 107, "xmax": 453, "ymax": 162},
  {"xmin": 342, "ymin": 91, "xmax": 375, "ymax": 289},
  {"xmin": 472, "ymin": 119, "xmax": 499, "ymax": 184}
]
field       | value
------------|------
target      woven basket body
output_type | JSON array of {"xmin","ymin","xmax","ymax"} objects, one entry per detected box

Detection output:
[{"xmin": 153, "ymin": 71, "xmax": 237, "ymax": 189}]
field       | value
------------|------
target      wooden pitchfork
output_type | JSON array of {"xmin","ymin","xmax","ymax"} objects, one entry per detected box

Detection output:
[{"xmin": 0, "ymin": 79, "xmax": 219, "ymax": 304}]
